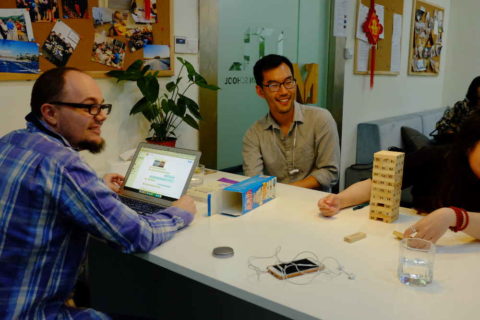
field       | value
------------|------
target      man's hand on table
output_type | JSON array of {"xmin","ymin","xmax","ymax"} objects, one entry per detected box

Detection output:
[
  {"xmin": 103, "ymin": 173, "xmax": 125, "ymax": 193},
  {"xmin": 173, "ymin": 195, "xmax": 197, "ymax": 215},
  {"xmin": 318, "ymin": 194, "xmax": 342, "ymax": 217}
]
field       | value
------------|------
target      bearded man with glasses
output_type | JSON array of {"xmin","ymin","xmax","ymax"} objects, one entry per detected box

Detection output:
[
  {"xmin": 0, "ymin": 67, "xmax": 196, "ymax": 319},
  {"xmin": 243, "ymin": 54, "xmax": 340, "ymax": 191}
]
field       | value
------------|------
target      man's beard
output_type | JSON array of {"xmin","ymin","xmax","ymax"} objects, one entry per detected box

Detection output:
[{"xmin": 77, "ymin": 139, "xmax": 105, "ymax": 154}]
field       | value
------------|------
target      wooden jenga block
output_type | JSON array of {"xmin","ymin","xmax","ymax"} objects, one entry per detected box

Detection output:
[
  {"xmin": 393, "ymin": 230, "xmax": 404, "ymax": 240},
  {"xmin": 344, "ymin": 232, "xmax": 367, "ymax": 243},
  {"xmin": 369, "ymin": 151, "xmax": 404, "ymax": 223}
]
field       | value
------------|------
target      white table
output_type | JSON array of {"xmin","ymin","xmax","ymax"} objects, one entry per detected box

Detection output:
[{"xmin": 122, "ymin": 171, "xmax": 479, "ymax": 320}]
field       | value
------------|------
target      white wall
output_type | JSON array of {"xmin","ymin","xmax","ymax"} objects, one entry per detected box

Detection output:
[
  {"xmin": 442, "ymin": 0, "xmax": 480, "ymax": 105},
  {"xmin": 340, "ymin": 0, "xmax": 451, "ymax": 188},
  {"xmin": 0, "ymin": 0, "xmax": 199, "ymax": 176}
]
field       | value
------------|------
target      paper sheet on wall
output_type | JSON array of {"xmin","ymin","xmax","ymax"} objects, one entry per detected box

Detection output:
[
  {"xmin": 390, "ymin": 14, "xmax": 402, "ymax": 72},
  {"xmin": 333, "ymin": 0, "xmax": 350, "ymax": 37},
  {"xmin": 357, "ymin": 39, "xmax": 370, "ymax": 72},
  {"xmin": 356, "ymin": 4, "xmax": 385, "ymax": 41}
]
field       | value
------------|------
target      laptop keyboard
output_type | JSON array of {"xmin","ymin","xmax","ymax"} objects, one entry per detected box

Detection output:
[{"xmin": 120, "ymin": 196, "xmax": 165, "ymax": 215}]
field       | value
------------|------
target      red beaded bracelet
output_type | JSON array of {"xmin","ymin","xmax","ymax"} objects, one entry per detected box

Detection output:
[
  {"xmin": 459, "ymin": 208, "xmax": 470, "ymax": 231},
  {"xmin": 449, "ymin": 206, "xmax": 469, "ymax": 232}
]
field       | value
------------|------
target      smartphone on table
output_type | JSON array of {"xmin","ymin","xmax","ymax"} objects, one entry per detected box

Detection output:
[{"xmin": 267, "ymin": 258, "xmax": 324, "ymax": 280}]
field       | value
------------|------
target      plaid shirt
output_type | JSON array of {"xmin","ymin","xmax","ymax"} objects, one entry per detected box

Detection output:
[{"xmin": 0, "ymin": 116, "xmax": 193, "ymax": 319}]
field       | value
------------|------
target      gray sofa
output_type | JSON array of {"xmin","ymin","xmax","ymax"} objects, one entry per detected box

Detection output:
[
  {"xmin": 345, "ymin": 107, "xmax": 447, "ymax": 205},
  {"xmin": 355, "ymin": 107, "xmax": 446, "ymax": 164}
]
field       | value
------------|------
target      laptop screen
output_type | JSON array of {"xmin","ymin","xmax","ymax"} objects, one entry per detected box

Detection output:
[{"xmin": 123, "ymin": 145, "xmax": 197, "ymax": 202}]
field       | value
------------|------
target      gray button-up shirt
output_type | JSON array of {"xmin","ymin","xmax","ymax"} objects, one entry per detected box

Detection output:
[{"xmin": 242, "ymin": 102, "xmax": 340, "ymax": 190}]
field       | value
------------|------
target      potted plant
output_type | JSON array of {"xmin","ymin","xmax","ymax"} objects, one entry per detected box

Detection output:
[{"xmin": 106, "ymin": 57, "xmax": 219, "ymax": 146}]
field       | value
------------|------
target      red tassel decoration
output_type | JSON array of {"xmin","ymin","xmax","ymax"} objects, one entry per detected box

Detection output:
[
  {"xmin": 370, "ymin": 45, "xmax": 375, "ymax": 88},
  {"xmin": 145, "ymin": 0, "xmax": 151, "ymax": 20},
  {"xmin": 362, "ymin": 0, "xmax": 383, "ymax": 89}
]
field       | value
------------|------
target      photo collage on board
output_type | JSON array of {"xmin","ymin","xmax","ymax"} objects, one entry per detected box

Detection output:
[{"xmin": 0, "ymin": 0, "xmax": 168, "ymax": 74}]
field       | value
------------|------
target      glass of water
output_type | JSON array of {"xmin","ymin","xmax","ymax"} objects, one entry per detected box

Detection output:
[
  {"xmin": 398, "ymin": 238, "xmax": 435, "ymax": 286},
  {"xmin": 190, "ymin": 164, "xmax": 205, "ymax": 187}
]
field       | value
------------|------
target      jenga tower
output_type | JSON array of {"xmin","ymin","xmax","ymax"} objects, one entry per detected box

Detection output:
[{"xmin": 369, "ymin": 150, "xmax": 404, "ymax": 223}]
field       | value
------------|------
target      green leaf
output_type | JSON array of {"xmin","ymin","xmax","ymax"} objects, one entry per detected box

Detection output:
[
  {"xmin": 142, "ymin": 103, "xmax": 160, "ymax": 122},
  {"xmin": 171, "ymin": 98, "xmax": 186, "ymax": 118},
  {"xmin": 203, "ymin": 84, "xmax": 221, "ymax": 90},
  {"xmin": 190, "ymin": 73, "xmax": 220, "ymax": 90},
  {"xmin": 151, "ymin": 122, "xmax": 169, "ymax": 140},
  {"xmin": 161, "ymin": 98, "xmax": 170, "ymax": 114},
  {"xmin": 182, "ymin": 114, "xmax": 199, "ymax": 130},
  {"xmin": 105, "ymin": 70, "xmax": 125, "ymax": 78},
  {"xmin": 137, "ymin": 76, "xmax": 159, "ymax": 103},
  {"xmin": 127, "ymin": 59, "xmax": 144, "ymax": 72},
  {"xmin": 165, "ymin": 81, "xmax": 176, "ymax": 93},
  {"xmin": 141, "ymin": 64, "xmax": 151, "ymax": 75},
  {"xmin": 130, "ymin": 97, "xmax": 150, "ymax": 115},
  {"xmin": 179, "ymin": 94, "xmax": 202, "ymax": 120},
  {"xmin": 106, "ymin": 68, "xmax": 142, "ymax": 81},
  {"xmin": 178, "ymin": 57, "xmax": 196, "ymax": 77},
  {"xmin": 165, "ymin": 99, "xmax": 177, "ymax": 115}
]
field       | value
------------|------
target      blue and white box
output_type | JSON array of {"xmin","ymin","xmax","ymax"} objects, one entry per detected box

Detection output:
[{"xmin": 209, "ymin": 175, "xmax": 276, "ymax": 216}]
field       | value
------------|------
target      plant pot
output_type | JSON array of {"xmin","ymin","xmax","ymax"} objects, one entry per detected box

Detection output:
[{"xmin": 146, "ymin": 137, "xmax": 177, "ymax": 147}]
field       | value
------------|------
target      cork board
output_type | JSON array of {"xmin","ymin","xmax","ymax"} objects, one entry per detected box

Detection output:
[
  {"xmin": 408, "ymin": 0, "xmax": 444, "ymax": 76},
  {"xmin": 0, "ymin": 0, "xmax": 173, "ymax": 80},
  {"xmin": 354, "ymin": 0, "xmax": 404, "ymax": 76}
]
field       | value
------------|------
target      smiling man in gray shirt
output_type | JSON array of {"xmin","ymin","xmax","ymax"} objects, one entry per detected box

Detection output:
[{"xmin": 242, "ymin": 54, "xmax": 340, "ymax": 191}]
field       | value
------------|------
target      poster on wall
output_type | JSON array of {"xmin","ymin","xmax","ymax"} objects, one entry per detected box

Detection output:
[{"xmin": 408, "ymin": 0, "xmax": 445, "ymax": 76}]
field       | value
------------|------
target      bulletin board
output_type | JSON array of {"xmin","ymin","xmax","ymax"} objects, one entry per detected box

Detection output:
[
  {"xmin": 408, "ymin": 0, "xmax": 444, "ymax": 76},
  {"xmin": 0, "ymin": 0, "xmax": 173, "ymax": 81},
  {"xmin": 354, "ymin": 0, "xmax": 404, "ymax": 75}
]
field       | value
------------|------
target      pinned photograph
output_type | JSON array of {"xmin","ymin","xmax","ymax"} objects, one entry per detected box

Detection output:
[
  {"xmin": 42, "ymin": 20, "xmax": 79, "ymax": 66},
  {"xmin": 415, "ymin": 7, "xmax": 425, "ymax": 22},
  {"xmin": 16, "ymin": 0, "xmax": 59, "ymax": 22},
  {"xmin": 107, "ymin": 0, "xmax": 131, "ymax": 10},
  {"xmin": 93, "ymin": 7, "xmax": 129, "ymax": 36},
  {"xmin": 435, "ymin": 44, "xmax": 442, "ymax": 56},
  {"xmin": 91, "ymin": 32, "xmax": 126, "ymax": 68},
  {"xmin": 92, "ymin": 7, "xmax": 113, "ymax": 25},
  {"xmin": 0, "ymin": 9, "xmax": 34, "ymax": 42},
  {"xmin": 110, "ymin": 10, "xmax": 129, "ymax": 36},
  {"xmin": 130, "ymin": 0, "xmax": 157, "ymax": 24},
  {"xmin": 430, "ymin": 58, "xmax": 439, "ymax": 73},
  {"xmin": 62, "ymin": 0, "xmax": 88, "ymax": 19},
  {"xmin": 422, "ymin": 46, "xmax": 431, "ymax": 59},
  {"xmin": 0, "ymin": 39, "xmax": 39, "ymax": 74},
  {"xmin": 143, "ymin": 44, "xmax": 170, "ymax": 70},
  {"xmin": 127, "ymin": 24, "xmax": 153, "ymax": 52},
  {"xmin": 437, "ymin": 10, "xmax": 444, "ymax": 33},
  {"xmin": 413, "ymin": 58, "xmax": 426, "ymax": 72}
]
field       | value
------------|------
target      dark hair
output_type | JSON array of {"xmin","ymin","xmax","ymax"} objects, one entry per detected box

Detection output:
[
  {"xmin": 30, "ymin": 67, "xmax": 83, "ymax": 118},
  {"xmin": 253, "ymin": 54, "xmax": 294, "ymax": 86},
  {"xmin": 438, "ymin": 109, "xmax": 480, "ymax": 208},
  {"xmin": 465, "ymin": 76, "xmax": 480, "ymax": 107}
]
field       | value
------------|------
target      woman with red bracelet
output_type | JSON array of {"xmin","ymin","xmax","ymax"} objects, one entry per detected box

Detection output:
[{"xmin": 318, "ymin": 109, "xmax": 480, "ymax": 243}]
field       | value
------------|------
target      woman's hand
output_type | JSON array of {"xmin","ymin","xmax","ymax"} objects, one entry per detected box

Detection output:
[{"xmin": 403, "ymin": 207, "xmax": 456, "ymax": 243}]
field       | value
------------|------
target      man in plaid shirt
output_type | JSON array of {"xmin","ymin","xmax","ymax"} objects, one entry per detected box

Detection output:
[{"xmin": 0, "ymin": 67, "xmax": 196, "ymax": 319}]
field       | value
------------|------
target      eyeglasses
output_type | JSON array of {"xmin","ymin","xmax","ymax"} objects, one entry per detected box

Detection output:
[
  {"xmin": 262, "ymin": 78, "xmax": 296, "ymax": 92},
  {"xmin": 49, "ymin": 101, "xmax": 112, "ymax": 116}
]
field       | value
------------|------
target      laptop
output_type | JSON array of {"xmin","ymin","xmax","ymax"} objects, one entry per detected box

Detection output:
[{"xmin": 118, "ymin": 142, "xmax": 201, "ymax": 214}]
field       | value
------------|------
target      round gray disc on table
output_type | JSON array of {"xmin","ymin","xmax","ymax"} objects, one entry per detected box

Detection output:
[{"xmin": 212, "ymin": 246, "xmax": 234, "ymax": 258}]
